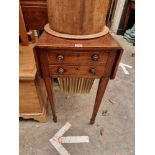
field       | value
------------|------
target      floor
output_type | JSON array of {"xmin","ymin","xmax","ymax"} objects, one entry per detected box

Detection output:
[{"xmin": 19, "ymin": 35, "xmax": 135, "ymax": 155}]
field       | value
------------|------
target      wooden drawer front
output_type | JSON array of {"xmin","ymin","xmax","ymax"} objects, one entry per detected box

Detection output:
[
  {"xmin": 47, "ymin": 51, "xmax": 109, "ymax": 65},
  {"xmin": 49, "ymin": 65, "xmax": 106, "ymax": 78}
]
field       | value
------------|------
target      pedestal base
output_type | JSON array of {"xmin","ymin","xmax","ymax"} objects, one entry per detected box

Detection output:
[{"xmin": 44, "ymin": 24, "xmax": 109, "ymax": 40}]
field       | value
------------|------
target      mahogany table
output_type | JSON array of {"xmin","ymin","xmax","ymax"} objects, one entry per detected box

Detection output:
[{"xmin": 34, "ymin": 31, "xmax": 123, "ymax": 124}]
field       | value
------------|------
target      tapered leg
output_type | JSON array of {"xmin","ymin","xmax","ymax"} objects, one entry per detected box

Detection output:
[
  {"xmin": 44, "ymin": 77, "xmax": 57, "ymax": 122},
  {"xmin": 90, "ymin": 78, "xmax": 109, "ymax": 124}
]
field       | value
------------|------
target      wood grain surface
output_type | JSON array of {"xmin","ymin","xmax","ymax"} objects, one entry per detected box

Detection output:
[
  {"xmin": 19, "ymin": 3, "xmax": 29, "ymax": 45},
  {"xmin": 20, "ymin": 0, "xmax": 48, "ymax": 29},
  {"xmin": 19, "ymin": 43, "xmax": 48, "ymax": 122},
  {"xmin": 49, "ymin": 65, "xmax": 106, "ymax": 78},
  {"xmin": 19, "ymin": 44, "xmax": 36, "ymax": 80},
  {"xmin": 19, "ymin": 74, "xmax": 47, "ymax": 122},
  {"xmin": 36, "ymin": 32, "xmax": 122, "ymax": 50},
  {"xmin": 35, "ymin": 32, "xmax": 123, "ymax": 80},
  {"xmin": 47, "ymin": 0, "xmax": 109, "ymax": 35},
  {"xmin": 20, "ymin": 80, "xmax": 41, "ymax": 113},
  {"xmin": 47, "ymin": 50, "xmax": 109, "ymax": 65}
]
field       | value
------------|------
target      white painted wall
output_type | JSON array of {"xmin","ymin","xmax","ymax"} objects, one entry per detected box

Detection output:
[{"xmin": 110, "ymin": 0, "xmax": 126, "ymax": 33}]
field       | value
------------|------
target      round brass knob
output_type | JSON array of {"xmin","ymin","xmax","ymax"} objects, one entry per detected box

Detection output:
[
  {"xmin": 91, "ymin": 54, "xmax": 99, "ymax": 61},
  {"xmin": 90, "ymin": 68, "xmax": 96, "ymax": 75},
  {"xmin": 57, "ymin": 55, "xmax": 64, "ymax": 62},
  {"xmin": 57, "ymin": 68, "xmax": 64, "ymax": 74}
]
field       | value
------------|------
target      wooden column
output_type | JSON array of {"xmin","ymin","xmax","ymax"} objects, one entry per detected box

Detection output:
[{"xmin": 19, "ymin": 4, "xmax": 29, "ymax": 46}]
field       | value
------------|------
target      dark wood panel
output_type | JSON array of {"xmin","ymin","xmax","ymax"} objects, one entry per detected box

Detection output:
[
  {"xmin": 20, "ymin": 1, "xmax": 48, "ymax": 29},
  {"xmin": 110, "ymin": 49, "xmax": 123, "ymax": 79}
]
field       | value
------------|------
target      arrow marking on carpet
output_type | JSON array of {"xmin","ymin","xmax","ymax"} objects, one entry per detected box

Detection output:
[
  {"xmin": 49, "ymin": 122, "xmax": 89, "ymax": 155},
  {"xmin": 119, "ymin": 62, "xmax": 132, "ymax": 75}
]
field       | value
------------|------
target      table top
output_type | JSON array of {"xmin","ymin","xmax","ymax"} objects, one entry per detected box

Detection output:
[{"xmin": 36, "ymin": 32, "xmax": 122, "ymax": 50}]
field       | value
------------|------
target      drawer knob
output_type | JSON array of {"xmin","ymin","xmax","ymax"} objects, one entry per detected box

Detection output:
[
  {"xmin": 90, "ymin": 68, "xmax": 96, "ymax": 75},
  {"xmin": 57, "ymin": 55, "xmax": 64, "ymax": 62},
  {"xmin": 91, "ymin": 54, "xmax": 99, "ymax": 61},
  {"xmin": 57, "ymin": 68, "xmax": 64, "ymax": 74}
]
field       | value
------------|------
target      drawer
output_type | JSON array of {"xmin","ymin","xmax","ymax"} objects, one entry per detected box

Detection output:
[
  {"xmin": 47, "ymin": 51, "xmax": 109, "ymax": 65},
  {"xmin": 49, "ymin": 65, "xmax": 106, "ymax": 78}
]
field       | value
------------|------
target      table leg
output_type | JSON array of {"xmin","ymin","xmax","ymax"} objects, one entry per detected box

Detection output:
[
  {"xmin": 44, "ymin": 77, "xmax": 57, "ymax": 122},
  {"xmin": 90, "ymin": 78, "xmax": 109, "ymax": 124}
]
